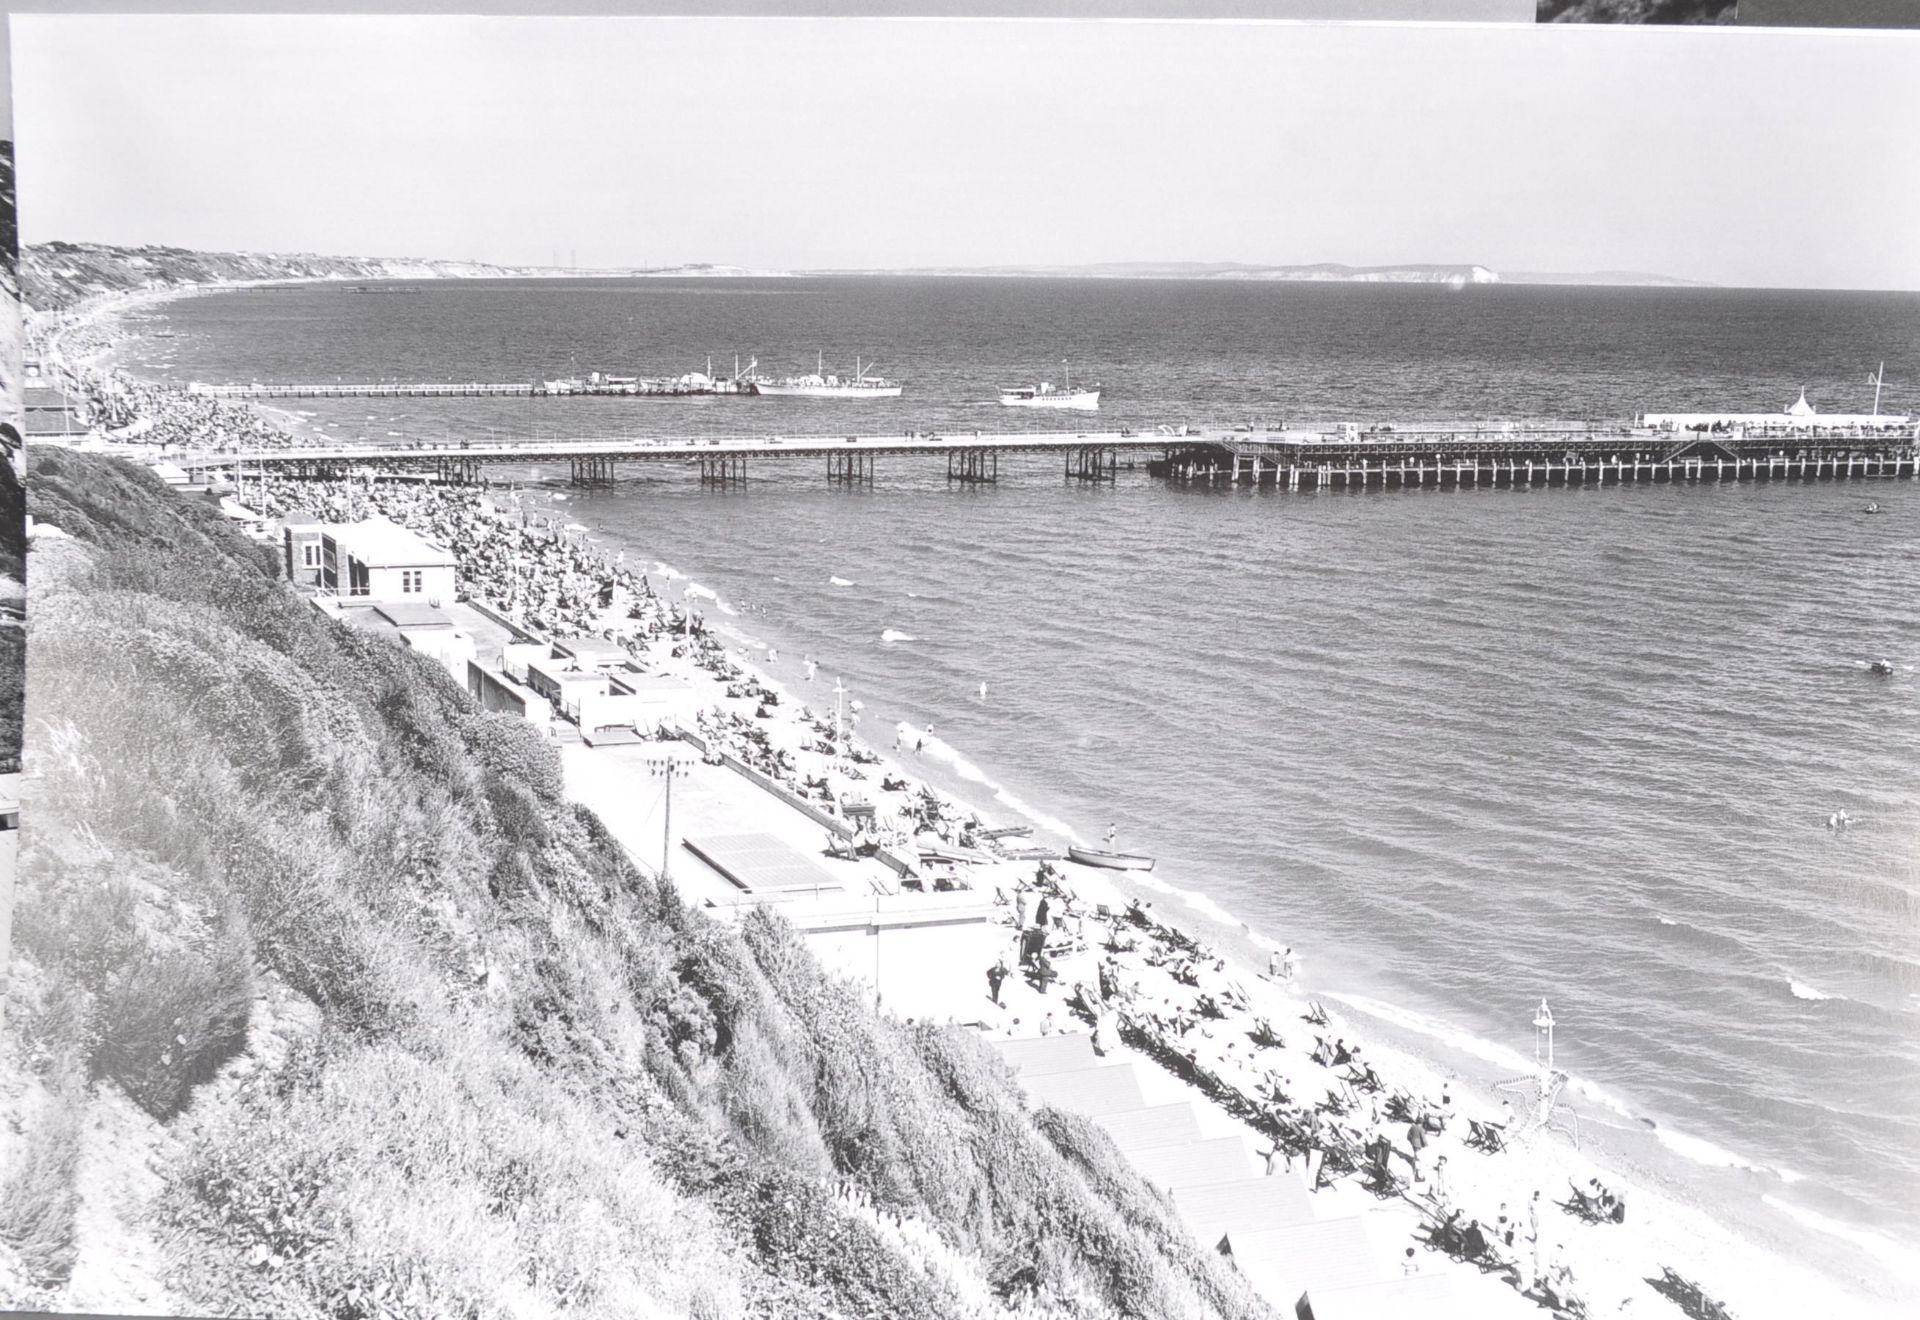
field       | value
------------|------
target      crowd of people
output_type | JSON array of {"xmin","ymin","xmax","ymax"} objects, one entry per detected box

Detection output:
[
  {"xmin": 41, "ymin": 337, "xmax": 298, "ymax": 452},
  {"xmin": 262, "ymin": 476, "xmax": 677, "ymax": 643},
  {"xmin": 973, "ymin": 878, "xmax": 1606, "ymax": 1317}
]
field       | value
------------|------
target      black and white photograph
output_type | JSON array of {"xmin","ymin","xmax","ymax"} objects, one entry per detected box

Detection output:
[{"xmin": 0, "ymin": 8, "xmax": 1916, "ymax": 1320}]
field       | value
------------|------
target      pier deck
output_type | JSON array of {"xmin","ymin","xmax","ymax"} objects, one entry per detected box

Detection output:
[
  {"xmin": 121, "ymin": 422, "xmax": 1920, "ymax": 492},
  {"xmin": 186, "ymin": 380, "xmax": 748, "ymax": 399}
]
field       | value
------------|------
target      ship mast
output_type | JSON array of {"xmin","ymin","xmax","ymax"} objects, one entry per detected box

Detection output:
[{"xmin": 1871, "ymin": 361, "xmax": 1885, "ymax": 416}]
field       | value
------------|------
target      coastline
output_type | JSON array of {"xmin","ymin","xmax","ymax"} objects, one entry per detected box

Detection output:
[{"xmin": 36, "ymin": 278, "xmax": 1920, "ymax": 1319}]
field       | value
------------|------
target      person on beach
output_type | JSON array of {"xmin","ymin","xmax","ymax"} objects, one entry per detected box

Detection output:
[
  {"xmin": 1402, "ymin": 1247, "xmax": 1420, "ymax": 1277},
  {"xmin": 1034, "ymin": 896, "xmax": 1051, "ymax": 930},
  {"xmin": 1406, "ymin": 1115, "xmax": 1428, "ymax": 1182},
  {"xmin": 1431, "ymin": 1154, "xmax": 1452, "ymax": 1210},
  {"xmin": 987, "ymin": 956, "xmax": 1009, "ymax": 1006},
  {"xmin": 1529, "ymin": 1189, "xmax": 1543, "ymax": 1244},
  {"xmin": 1039, "ymin": 1012, "xmax": 1055, "ymax": 1037},
  {"xmin": 1461, "ymin": 1219, "xmax": 1488, "ymax": 1263},
  {"xmin": 1282, "ymin": 947, "xmax": 1297, "ymax": 983},
  {"xmin": 1014, "ymin": 889, "xmax": 1028, "ymax": 929}
]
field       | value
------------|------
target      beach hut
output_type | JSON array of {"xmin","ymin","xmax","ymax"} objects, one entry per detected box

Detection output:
[
  {"xmin": 1295, "ymin": 1273, "xmax": 1462, "ymax": 1320},
  {"xmin": 1092, "ymin": 1102, "xmax": 1204, "ymax": 1152},
  {"xmin": 1171, "ymin": 1175, "xmax": 1317, "ymax": 1249},
  {"xmin": 1220, "ymin": 1216, "xmax": 1387, "ymax": 1304},
  {"xmin": 1126, "ymin": 1136, "xmax": 1257, "ymax": 1191},
  {"xmin": 993, "ymin": 1033, "xmax": 1111, "ymax": 1078},
  {"xmin": 1018, "ymin": 1063, "xmax": 1147, "ymax": 1117}
]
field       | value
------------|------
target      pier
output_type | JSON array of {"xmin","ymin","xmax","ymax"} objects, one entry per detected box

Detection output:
[
  {"xmin": 149, "ymin": 423, "xmax": 1920, "ymax": 493},
  {"xmin": 185, "ymin": 380, "xmax": 749, "ymax": 400},
  {"xmin": 1155, "ymin": 427, "xmax": 1920, "ymax": 491}
]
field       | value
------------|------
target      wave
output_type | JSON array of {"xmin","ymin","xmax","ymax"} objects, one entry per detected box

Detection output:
[
  {"xmin": 1761, "ymin": 1195, "xmax": 1920, "ymax": 1282},
  {"xmin": 1129, "ymin": 870, "xmax": 1250, "ymax": 931},
  {"xmin": 1321, "ymin": 991, "xmax": 1544, "ymax": 1079},
  {"xmin": 1789, "ymin": 978, "xmax": 1840, "ymax": 1002},
  {"xmin": 829, "ymin": 576, "xmax": 855, "ymax": 587},
  {"xmin": 1320, "ymin": 992, "xmax": 1641, "ymax": 1122},
  {"xmin": 988, "ymin": 785, "xmax": 1081, "ymax": 845},
  {"xmin": 881, "ymin": 629, "xmax": 917, "ymax": 643},
  {"xmin": 1651, "ymin": 1124, "xmax": 1801, "ymax": 1183},
  {"xmin": 1657, "ymin": 916, "xmax": 1680, "ymax": 926}
]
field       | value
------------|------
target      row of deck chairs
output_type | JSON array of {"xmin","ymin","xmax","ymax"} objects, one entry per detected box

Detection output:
[
  {"xmin": 1417, "ymin": 1211, "xmax": 1594, "ymax": 1319},
  {"xmin": 1650, "ymin": 1266, "xmax": 1734, "ymax": 1320},
  {"xmin": 1562, "ymin": 1179, "xmax": 1627, "ymax": 1225},
  {"xmin": 1467, "ymin": 1117, "xmax": 1511, "ymax": 1153}
]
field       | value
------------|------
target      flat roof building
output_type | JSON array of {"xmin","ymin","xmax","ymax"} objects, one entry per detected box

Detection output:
[{"xmin": 310, "ymin": 517, "xmax": 457, "ymax": 605}]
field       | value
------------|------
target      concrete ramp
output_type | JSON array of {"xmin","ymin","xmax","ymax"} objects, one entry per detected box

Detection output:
[
  {"xmin": 1127, "ymin": 1136, "xmax": 1256, "ymax": 1191},
  {"xmin": 1020, "ymin": 1063, "xmax": 1147, "ymax": 1117},
  {"xmin": 1092, "ymin": 1102, "xmax": 1204, "ymax": 1153},
  {"xmin": 1222, "ymin": 1215, "xmax": 1388, "ymax": 1303},
  {"xmin": 1172, "ymin": 1175, "xmax": 1317, "ymax": 1249},
  {"xmin": 1300, "ymin": 1273, "xmax": 1462, "ymax": 1320},
  {"xmin": 993, "ymin": 1033, "xmax": 1112, "ymax": 1078}
]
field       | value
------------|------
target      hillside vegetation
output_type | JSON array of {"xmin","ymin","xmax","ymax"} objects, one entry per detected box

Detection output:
[{"xmin": 2, "ymin": 450, "xmax": 1274, "ymax": 1319}]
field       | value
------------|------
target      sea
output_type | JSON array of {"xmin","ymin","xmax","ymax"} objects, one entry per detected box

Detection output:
[{"xmin": 121, "ymin": 277, "xmax": 1920, "ymax": 1294}]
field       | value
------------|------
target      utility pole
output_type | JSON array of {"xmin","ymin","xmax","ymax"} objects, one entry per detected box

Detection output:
[{"xmin": 645, "ymin": 750, "xmax": 691, "ymax": 882}]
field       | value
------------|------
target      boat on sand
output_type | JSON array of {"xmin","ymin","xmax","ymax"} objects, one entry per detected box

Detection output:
[{"xmin": 1068, "ymin": 844, "xmax": 1156, "ymax": 872}]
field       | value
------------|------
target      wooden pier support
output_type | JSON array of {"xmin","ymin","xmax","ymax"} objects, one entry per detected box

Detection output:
[
  {"xmin": 434, "ymin": 456, "xmax": 482, "ymax": 485},
  {"xmin": 699, "ymin": 455, "xmax": 747, "ymax": 488},
  {"xmin": 828, "ymin": 450, "xmax": 875, "ymax": 486},
  {"xmin": 1066, "ymin": 445, "xmax": 1118, "ymax": 482},
  {"xmin": 568, "ymin": 455, "xmax": 617, "ymax": 488},
  {"xmin": 947, "ymin": 448, "xmax": 998, "ymax": 484}
]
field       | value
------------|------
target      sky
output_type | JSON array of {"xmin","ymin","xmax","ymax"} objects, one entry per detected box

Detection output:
[{"xmin": 10, "ymin": 14, "xmax": 1920, "ymax": 289}]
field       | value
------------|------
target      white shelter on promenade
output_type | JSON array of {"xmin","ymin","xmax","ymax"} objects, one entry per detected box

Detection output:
[
  {"xmin": 287, "ymin": 517, "xmax": 458, "ymax": 602},
  {"xmin": 1640, "ymin": 390, "xmax": 1912, "ymax": 434}
]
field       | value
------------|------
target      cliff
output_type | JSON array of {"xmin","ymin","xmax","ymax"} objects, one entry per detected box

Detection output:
[{"xmin": 19, "ymin": 242, "xmax": 764, "ymax": 311}]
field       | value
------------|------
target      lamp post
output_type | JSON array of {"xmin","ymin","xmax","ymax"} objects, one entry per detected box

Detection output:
[{"xmin": 645, "ymin": 750, "xmax": 692, "ymax": 882}]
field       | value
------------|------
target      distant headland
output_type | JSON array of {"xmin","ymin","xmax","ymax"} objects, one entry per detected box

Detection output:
[{"xmin": 19, "ymin": 241, "xmax": 1710, "ymax": 312}]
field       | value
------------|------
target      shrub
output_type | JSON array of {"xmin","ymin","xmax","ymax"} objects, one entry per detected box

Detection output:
[
  {"xmin": 93, "ymin": 928, "xmax": 255, "ymax": 1120},
  {"xmin": 0, "ymin": 1066, "xmax": 87, "ymax": 1289}
]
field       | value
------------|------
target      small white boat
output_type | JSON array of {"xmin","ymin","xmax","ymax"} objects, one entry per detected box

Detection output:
[
  {"xmin": 1067, "ymin": 845, "xmax": 1155, "ymax": 872},
  {"xmin": 1001, "ymin": 362, "xmax": 1099, "ymax": 410}
]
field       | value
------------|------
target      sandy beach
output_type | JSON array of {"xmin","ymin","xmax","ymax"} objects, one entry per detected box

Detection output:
[{"xmin": 31, "ymin": 280, "xmax": 1919, "ymax": 1320}]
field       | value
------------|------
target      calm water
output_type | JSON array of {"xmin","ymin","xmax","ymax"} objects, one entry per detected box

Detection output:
[{"xmin": 136, "ymin": 279, "xmax": 1920, "ymax": 1280}]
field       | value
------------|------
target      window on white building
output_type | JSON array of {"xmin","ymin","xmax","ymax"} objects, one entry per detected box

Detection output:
[
  {"xmin": 402, "ymin": 570, "xmax": 423, "ymax": 594},
  {"xmin": 302, "ymin": 544, "xmax": 320, "ymax": 568}
]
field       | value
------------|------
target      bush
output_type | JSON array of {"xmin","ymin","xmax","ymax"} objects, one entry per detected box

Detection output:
[
  {"xmin": 94, "ymin": 929, "xmax": 255, "ymax": 1120},
  {"xmin": 0, "ymin": 1067, "xmax": 87, "ymax": 1289}
]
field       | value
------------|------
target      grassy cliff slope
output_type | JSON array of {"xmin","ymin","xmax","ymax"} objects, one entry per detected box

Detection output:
[{"xmin": 1, "ymin": 450, "xmax": 1273, "ymax": 1320}]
